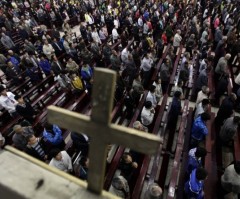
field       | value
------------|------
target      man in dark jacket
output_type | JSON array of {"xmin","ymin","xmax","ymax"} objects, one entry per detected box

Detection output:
[
  {"xmin": 15, "ymin": 95, "xmax": 37, "ymax": 124},
  {"xmin": 25, "ymin": 135, "xmax": 48, "ymax": 161}
]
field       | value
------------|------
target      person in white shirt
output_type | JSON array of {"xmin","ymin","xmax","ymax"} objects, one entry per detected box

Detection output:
[
  {"xmin": 141, "ymin": 53, "xmax": 153, "ymax": 88},
  {"xmin": 153, "ymin": 78, "xmax": 163, "ymax": 102},
  {"xmin": 112, "ymin": 26, "xmax": 119, "ymax": 43},
  {"xmin": 196, "ymin": 86, "xmax": 209, "ymax": 105},
  {"xmin": 146, "ymin": 85, "xmax": 158, "ymax": 108},
  {"xmin": 114, "ymin": 16, "xmax": 120, "ymax": 29},
  {"xmin": 99, "ymin": 27, "xmax": 107, "ymax": 43},
  {"xmin": 141, "ymin": 101, "xmax": 155, "ymax": 126},
  {"xmin": 43, "ymin": 40, "xmax": 55, "ymax": 59},
  {"xmin": 0, "ymin": 85, "xmax": 18, "ymax": 117},
  {"xmin": 121, "ymin": 46, "xmax": 129, "ymax": 61},
  {"xmin": 49, "ymin": 148, "xmax": 73, "ymax": 173},
  {"xmin": 138, "ymin": 16, "xmax": 143, "ymax": 27},
  {"xmin": 91, "ymin": 27, "xmax": 102, "ymax": 45},
  {"xmin": 173, "ymin": 29, "xmax": 182, "ymax": 53}
]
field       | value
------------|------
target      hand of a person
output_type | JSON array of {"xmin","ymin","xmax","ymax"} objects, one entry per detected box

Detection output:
[{"xmin": 132, "ymin": 162, "xmax": 138, "ymax": 168}]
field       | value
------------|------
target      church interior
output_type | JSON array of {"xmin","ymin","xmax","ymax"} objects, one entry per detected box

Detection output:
[{"xmin": 0, "ymin": 0, "xmax": 240, "ymax": 198}]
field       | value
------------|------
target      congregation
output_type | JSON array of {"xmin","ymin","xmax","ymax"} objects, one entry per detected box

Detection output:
[{"xmin": 0, "ymin": 0, "xmax": 240, "ymax": 198}]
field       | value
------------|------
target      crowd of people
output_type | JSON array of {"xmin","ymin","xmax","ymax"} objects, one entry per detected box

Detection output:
[{"xmin": 0, "ymin": 0, "xmax": 239, "ymax": 198}]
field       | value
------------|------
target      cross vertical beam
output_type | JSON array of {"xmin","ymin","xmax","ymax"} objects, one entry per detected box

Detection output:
[{"xmin": 47, "ymin": 68, "xmax": 161, "ymax": 195}]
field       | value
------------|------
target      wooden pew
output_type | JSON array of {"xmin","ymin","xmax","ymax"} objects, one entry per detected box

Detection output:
[
  {"xmin": 150, "ymin": 44, "xmax": 171, "ymax": 84},
  {"xmin": 168, "ymin": 45, "xmax": 184, "ymax": 94},
  {"xmin": 176, "ymin": 108, "xmax": 194, "ymax": 198},
  {"xmin": 204, "ymin": 111, "xmax": 217, "ymax": 199},
  {"xmin": 131, "ymin": 94, "xmax": 169, "ymax": 199},
  {"xmin": 166, "ymin": 102, "xmax": 190, "ymax": 199},
  {"xmin": 104, "ymin": 91, "xmax": 148, "ymax": 190}
]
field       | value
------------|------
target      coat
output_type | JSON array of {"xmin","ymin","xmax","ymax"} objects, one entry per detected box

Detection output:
[{"xmin": 191, "ymin": 116, "xmax": 208, "ymax": 141}]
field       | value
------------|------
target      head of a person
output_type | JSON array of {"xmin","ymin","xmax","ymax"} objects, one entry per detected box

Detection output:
[
  {"xmin": 50, "ymin": 148, "xmax": 62, "ymax": 160},
  {"xmin": 196, "ymin": 167, "xmax": 208, "ymax": 181},
  {"xmin": 230, "ymin": 93, "xmax": 237, "ymax": 102},
  {"xmin": 149, "ymin": 85, "xmax": 156, "ymax": 93},
  {"xmin": 202, "ymin": 98, "xmax": 210, "ymax": 108},
  {"xmin": 146, "ymin": 183, "xmax": 163, "ymax": 199},
  {"xmin": 155, "ymin": 78, "xmax": 161, "ymax": 84},
  {"xmin": 122, "ymin": 153, "xmax": 132, "ymax": 164},
  {"xmin": 111, "ymin": 176, "xmax": 126, "ymax": 190},
  {"xmin": 7, "ymin": 61, "xmax": 13, "ymax": 68},
  {"xmin": 133, "ymin": 121, "xmax": 145, "ymax": 131},
  {"xmin": 145, "ymin": 101, "xmax": 153, "ymax": 109},
  {"xmin": 14, "ymin": 95, "xmax": 24, "ymax": 104},
  {"xmin": 195, "ymin": 147, "xmax": 207, "ymax": 158},
  {"xmin": 13, "ymin": 125, "xmax": 23, "ymax": 134},
  {"xmin": 44, "ymin": 123, "xmax": 53, "ymax": 131},
  {"xmin": 225, "ymin": 53, "xmax": 231, "ymax": 61},
  {"xmin": 174, "ymin": 91, "xmax": 182, "ymax": 99},
  {"xmin": 200, "ymin": 112, "xmax": 211, "ymax": 122},
  {"xmin": 202, "ymin": 86, "xmax": 209, "ymax": 94},
  {"xmin": 26, "ymin": 134, "xmax": 38, "ymax": 146},
  {"xmin": 79, "ymin": 156, "xmax": 89, "ymax": 168}
]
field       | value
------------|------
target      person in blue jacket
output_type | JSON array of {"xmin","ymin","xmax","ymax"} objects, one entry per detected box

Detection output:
[
  {"xmin": 185, "ymin": 167, "xmax": 208, "ymax": 199},
  {"xmin": 187, "ymin": 147, "xmax": 207, "ymax": 174},
  {"xmin": 39, "ymin": 54, "xmax": 52, "ymax": 75},
  {"xmin": 43, "ymin": 123, "xmax": 65, "ymax": 150},
  {"xmin": 191, "ymin": 112, "xmax": 211, "ymax": 148},
  {"xmin": 81, "ymin": 63, "xmax": 93, "ymax": 93}
]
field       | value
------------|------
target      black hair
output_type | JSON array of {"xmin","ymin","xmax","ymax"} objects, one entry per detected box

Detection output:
[
  {"xmin": 14, "ymin": 95, "xmax": 22, "ymax": 101},
  {"xmin": 149, "ymin": 85, "xmax": 156, "ymax": 93},
  {"xmin": 196, "ymin": 167, "xmax": 208, "ymax": 180},
  {"xmin": 200, "ymin": 112, "xmax": 211, "ymax": 121},
  {"xmin": 174, "ymin": 91, "xmax": 182, "ymax": 98},
  {"xmin": 49, "ymin": 148, "xmax": 61, "ymax": 159},
  {"xmin": 145, "ymin": 101, "xmax": 152, "ymax": 109},
  {"xmin": 195, "ymin": 147, "xmax": 207, "ymax": 158},
  {"xmin": 202, "ymin": 99, "xmax": 210, "ymax": 106}
]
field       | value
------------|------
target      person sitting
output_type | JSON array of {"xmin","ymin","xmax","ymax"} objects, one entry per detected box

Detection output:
[
  {"xmin": 221, "ymin": 161, "xmax": 240, "ymax": 198},
  {"xmin": 49, "ymin": 148, "xmax": 73, "ymax": 173},
  {"xmin": 70, "ymin": 132, "xmax": 89, "ymax": 157},
  {"xmin": 70, "ymin": 72, "xmax": 84, "ymax": 95},
  {"xmin": 187, "ymin": 147, "xmax": 207, "ymax": 174},
  {"xmin": 12, "ymin": 124, "xmax": 34, "ymax": 151},
  {"xmin": 14, "ymin": 95, "xmax": 37, "ymax": 123},
  {"xmin": 185, "ymin": 167, "xmax": 208, "ymax": 199},
  {"xmin": 141, "ymin": 101, "xmax": 155, "ymax": 127},
  {"xmin": 109, "ymin": 175, "xmax": 130, "ymax": 198},
  {"xmin": 66, "ymin": 57, "xmax": 79, "ymax": 73},
  {"xmin": 118, "ymin": 152, "xmax": 138, "ymax": 181},
  {"xmin": 43, "ymin": 123, "xmax": 65, "ymax": 150},
  {"xmin": 145, "ymin": 183, "xmax": 163, "ymax": 199},
  {"xmin": 25, "ymin": 135, "xmax": 48, "ymax": 161},
  {"xmin": 0, "ymin": 85, "xmax": 18, "ymax": 117},
  {"xmin": 191, "ymin": 112, "xmax": 211, "ymax": 148},
  {"xmin": 133, "ymin": 121, "xmax": 148, "ymax": 132}
]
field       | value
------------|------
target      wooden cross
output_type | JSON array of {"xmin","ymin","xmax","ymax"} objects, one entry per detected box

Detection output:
[{"xmin": 47, "ymin": 68, "xmax": 161, "ymax": 195}]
